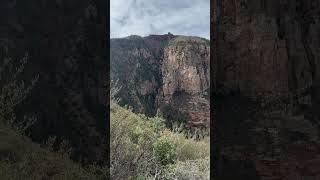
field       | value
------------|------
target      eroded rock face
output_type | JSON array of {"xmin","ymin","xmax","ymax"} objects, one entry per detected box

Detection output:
[
  {"xmin": 111, "ymin": 34, "xmax": 210, "ymax": 126},
  {"xmin": 212, "ymin": 0, "xmax": 320, "ymax": 179},
  {"xmin": 110, "ymin": 35, "xmax": 165, "ymax": 116},
  {"xmin": 158, "ymin": 37, "xmax": 210, "ymax": 126},
  {"xmin": 0, "ymin": 1, "xmax": 108, "ymax": 165}
]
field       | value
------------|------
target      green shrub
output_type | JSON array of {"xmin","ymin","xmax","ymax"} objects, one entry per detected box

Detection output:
[
  {"xmin": 110, "ymin": 102, "xmax": 158, "ymax": 179},
  {"xmin": 153, "ymin": 130, "xmax": 177, "ymax": 166},
  {"xmin": 170, "ymin": 133, "xmax": 209, "ymax": 161},
  {"xmin": 147, "ymin": 115, "xmax": 166, "ymax": 133}
]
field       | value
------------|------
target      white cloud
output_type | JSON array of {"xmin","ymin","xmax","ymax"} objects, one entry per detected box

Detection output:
[{"xmin": 110, "ymin": 0, "xmax": 210, "ymax": 39}]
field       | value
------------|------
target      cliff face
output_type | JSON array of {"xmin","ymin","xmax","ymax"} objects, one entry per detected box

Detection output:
[
  {"xmin": 110, "ymin": 35, "xmax": 164, "ymax": 116},
  {"xmin": 158, "ymin": 37, "xmax": 210, "ymax": 125},
  {"xmin": 111, "ymin": 34, "xmax": 210, "ymax": 126},
  {"xmin": 212, "ymin": 0, "xmax": 320, "ymax": 179},
  {"xmin": 0, "ymin": 1, "xmax": 108, "ymax": 164}
]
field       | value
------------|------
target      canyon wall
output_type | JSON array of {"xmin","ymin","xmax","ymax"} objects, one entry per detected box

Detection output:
[
  {"xmin": 211, "ymin": 0, "xmax": 320, "ymax": 179},
  {"xmin": 110, "ymin": 34, "xmax": 210, "ymax": 126}
]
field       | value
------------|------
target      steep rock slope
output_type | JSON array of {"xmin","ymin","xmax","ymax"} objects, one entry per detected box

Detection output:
[
  {"xmin": 111, "ymin": 34, "xmax": 210, "ymax": 126},
  {"xmin": 158, "ymin": 37, "xmax": 210, "ymax": 125},
  {"xmin": 211, "ymin": 0, "xmax": 320, "ymax": 179}
]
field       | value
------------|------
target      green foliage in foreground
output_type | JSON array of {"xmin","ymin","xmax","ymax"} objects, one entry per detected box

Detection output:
[
  {"xmin": 0, "ymin": 124, "xmax": 101, "ymax": 180},
  {"xmin": 110, "ymin": 101, "xmax": 210, "ymax": 180},
  {"xmin": 0, "ymin": 53, "xmax": 105, "ymax": 180}
]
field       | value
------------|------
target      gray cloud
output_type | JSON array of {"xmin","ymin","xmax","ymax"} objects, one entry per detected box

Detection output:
[{"xmin": 111, "ymin": 0, "xmax": 210, "ymax": 39}]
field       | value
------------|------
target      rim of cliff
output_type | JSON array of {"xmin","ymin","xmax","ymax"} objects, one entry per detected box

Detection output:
[{"xmin": 111, "ymin": 33, "xmax": 210, "ymax": 44}]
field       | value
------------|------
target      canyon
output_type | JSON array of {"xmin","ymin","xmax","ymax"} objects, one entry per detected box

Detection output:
[{"xmin": 110, "ymin": 34, "xmax": 210, "ymax": 127}]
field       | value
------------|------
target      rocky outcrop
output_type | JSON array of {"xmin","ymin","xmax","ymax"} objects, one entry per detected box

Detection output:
[
  {"xmin": 111, "ymin": 34, "xmax": 210, "ymax": 126},
  {"xmin": 110, "ymin": 35, "xmax": 164, "ymax": 116},
  {"xmin": 212, "ymin": 0, "xmax": 320, "ymax": 179},
  {"xmin": 158, "ymin": 36, "xmax": 210, "ymax": 126},
  {"xmin": 0, "ymin": 1, "xmax": 108, "ymax": 165}
]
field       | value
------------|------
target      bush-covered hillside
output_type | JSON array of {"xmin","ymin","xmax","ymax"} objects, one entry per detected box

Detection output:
[
  {"xmin": 110, "ymin": 101, "xmax": 210, "ymax": 179},
  {"xmin": 0, "ymin": 123, "xmax": 103, "ymax": 180},
  {"xmin": 0, "ymin": 100, "xmax": 209, "ymax": 180},
  {"xmin": 0, "ymin": 55, "xmax": 105, "ymax": 180}
]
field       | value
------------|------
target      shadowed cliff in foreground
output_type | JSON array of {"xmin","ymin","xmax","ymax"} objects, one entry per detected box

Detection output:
[
  {"xmin": 211, "ymin": 0, "xmax": 320, "ymax": 179},
  {"xmin": 0, "ymin": 0, "xmax": 108, "ymax": 165}
]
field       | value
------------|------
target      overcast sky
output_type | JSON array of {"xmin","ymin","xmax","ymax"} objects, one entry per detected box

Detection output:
[{"xmin": 110, "ymin": 0, "xmax": 210, "ymax": 39}]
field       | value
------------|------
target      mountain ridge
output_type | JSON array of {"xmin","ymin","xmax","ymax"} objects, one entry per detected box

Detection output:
[
  {"xmin": 111, "ymin": 34, "xmax": 210, "ymax": 41},
  {"xmin": 110, "ymin": 33, "xmax": 210, "ymax": 127}
]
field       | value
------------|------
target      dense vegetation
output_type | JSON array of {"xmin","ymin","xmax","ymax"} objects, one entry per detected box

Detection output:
[
  {"xmin": 110, "ymin": 101, "xmax": 210, "ymax": 179},
  {"xmin": 0, "ymin": 124, "xmax": 103, "ymax": 180},
  {"xmin": 0, "ymin": 55, "xmax": 103, "ymax": 179}
]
